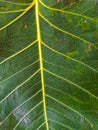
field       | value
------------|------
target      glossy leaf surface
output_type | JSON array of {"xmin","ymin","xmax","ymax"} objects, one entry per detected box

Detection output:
[{"xmin": 0, "ymin": 0, "xmax": 98, "ymax": 130}]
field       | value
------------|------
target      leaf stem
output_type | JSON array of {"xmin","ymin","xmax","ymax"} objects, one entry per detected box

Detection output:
[{"xmin": 35, "ymin": 0, "xmax": 49, "ymax": 130}]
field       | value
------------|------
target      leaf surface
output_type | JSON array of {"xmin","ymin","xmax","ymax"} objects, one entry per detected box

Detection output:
[{"xmin": 0, "ymin": 0, "xmax": 98, "ymax": 129}]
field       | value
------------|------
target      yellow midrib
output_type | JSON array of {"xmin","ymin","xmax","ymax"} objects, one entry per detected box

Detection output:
[{"xmin": 35, "ymin": 0, "xmax": 49, "ymax": 130}]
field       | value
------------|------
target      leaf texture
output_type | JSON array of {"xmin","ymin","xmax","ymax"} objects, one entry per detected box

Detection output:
[{"xmin": 0, "ymin": 0, "xmax": 98, "ymax": 130}]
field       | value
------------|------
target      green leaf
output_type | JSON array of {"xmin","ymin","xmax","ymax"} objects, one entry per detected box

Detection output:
[{"xmin": 0, "ymin": 0, "xmax": 98, "ymax": 129}]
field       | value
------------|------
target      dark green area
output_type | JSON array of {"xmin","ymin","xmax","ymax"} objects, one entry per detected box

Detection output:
[{"xmin": 0, "ymin": 0, "xmax": 98, "ymax": 130}]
